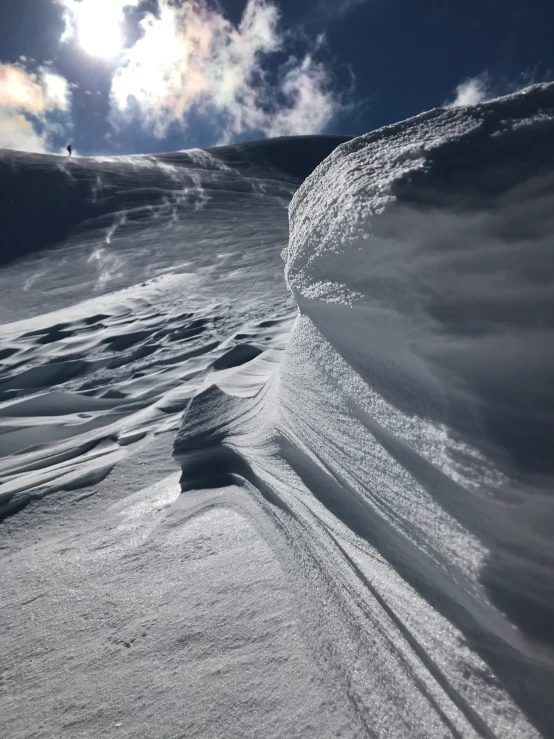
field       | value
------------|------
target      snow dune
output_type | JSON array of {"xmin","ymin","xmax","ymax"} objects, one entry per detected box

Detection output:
[
  {"xmin": 0, "ymin": 137, "xmax": 347, "ymax": 517},
  {"xmin": 173, "ymin": 83, "xmax": 554, "ymax": 738},
  {"xmin": 2, "ymin": 87, "xmax": 554, "ymax": 739},
  {"xmin": 0, "ymin": 134, "xmax": 354, "ymax": 739}
]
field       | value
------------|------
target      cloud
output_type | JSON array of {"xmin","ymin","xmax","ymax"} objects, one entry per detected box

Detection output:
[
  {"xmin": 0, "ymin": 110, "xmax": 50, "ymax": 153},
  {"xmin": 446, "ymin": 74, "xmax": 493, "ymax": 108},
  {"xmin": 109, "ymin": 0, "xmax": 343, "ymax": 142},
  {"xmin": 260, "ymin": 56, "xmax": 342, "ymax": 137},
  {"xmin": 0, "ymin": 63, "xmax": 72, "ymax": 152},
  {"xmin": 0, "ymin": 64, "xmax": 70, "ymax": 115}
]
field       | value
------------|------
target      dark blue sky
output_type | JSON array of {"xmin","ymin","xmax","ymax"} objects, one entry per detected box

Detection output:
[{"xmin": 0, "ymin": 0, "xmax": 552, "ymax": 155}]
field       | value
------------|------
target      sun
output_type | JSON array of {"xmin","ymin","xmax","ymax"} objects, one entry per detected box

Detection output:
[
  {"xmin": 63, "ymin": 0, "xmax": 132, "ymax": 59},
  {"xmin": 79, "ymin": 10, "xmax": 123, "ymax": 58}
]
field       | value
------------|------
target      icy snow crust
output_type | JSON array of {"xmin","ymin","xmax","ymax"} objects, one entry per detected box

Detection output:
[
  {"xmin": 1, "ymin": 88, "xmax": 554, "ymax": 739},
  {"xmin": 174, "ymin": 84, "xmax": 554, "ymax": 738}
]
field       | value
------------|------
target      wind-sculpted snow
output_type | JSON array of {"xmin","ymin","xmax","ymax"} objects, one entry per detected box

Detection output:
[
  {"xmin": 2, "ymin": 100, "xmax": 553, "ymax": 738},
  {"xmin": 173, "ymin": 84, "xmax": 554, "ymax": 737},
  {"xmin": 0, "ymin": 135, "xmax": 350, "ymax": 268},
  {"xmin": 0, "ymin": 136, "xmax": 349, "ymax": 324},
  {"xmin": 0, "ymin": 276, "xmax": 294, "ymax": 518},
  {"xmin": 1, "ymin": 135, "xmax": 363, "ymax": 739},
  {"xmin": 1, "ymin": 133, "xmax": 341, "ymax": 517}
]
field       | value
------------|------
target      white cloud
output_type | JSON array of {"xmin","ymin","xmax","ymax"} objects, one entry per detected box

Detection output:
[
  {"xmin": 0, "ymin": 63, "xmax": 72, "ymax": 152},
  {"xmin": 0, "ymin": 109, "xmax": 49, "ymax": 152},
  {"xmin": 0, "ymin": 64, "xmax": 69, "ymax": 115},
  {"xmin": 109, "ymin": 0, "xmax": 343, "ymax": 141},
  {"xmin": 41, "ymin": 69, "xmax": 72, "ymax": 111},
  {"xmin": 260, "ymin": 56, "xmax": 341, "ymax": 137}
]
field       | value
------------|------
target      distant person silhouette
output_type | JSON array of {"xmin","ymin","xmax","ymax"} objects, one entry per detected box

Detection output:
[{"xmin": 67, "ymin": 144, "xmax": 73, "ymax": 157}]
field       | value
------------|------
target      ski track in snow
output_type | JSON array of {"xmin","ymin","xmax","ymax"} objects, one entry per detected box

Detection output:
[{"xmin": 1, "ymin": 92, "xmax": 554, "ymax": 739}]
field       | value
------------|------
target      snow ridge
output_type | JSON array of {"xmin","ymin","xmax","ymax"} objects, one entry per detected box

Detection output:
[{"xmin": 173, "ymin": 83, "xmax": 554, "ymax": 738}]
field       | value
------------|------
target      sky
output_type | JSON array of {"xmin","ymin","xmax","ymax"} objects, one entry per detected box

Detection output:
[{"xmin": 0, "ymin": 0, "xmax": 553, "ymax": 156}]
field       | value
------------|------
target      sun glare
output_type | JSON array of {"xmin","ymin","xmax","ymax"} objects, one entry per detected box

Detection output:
[
  {"xmin": 64, "ymin": 0, "xmax": 129, "ymax": 59},
  {"xmin": 80, "ymin": 16, "xmax": 122, "ymax": 58}
]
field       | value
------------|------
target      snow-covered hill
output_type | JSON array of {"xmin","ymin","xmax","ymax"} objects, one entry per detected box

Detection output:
[{"xmin": 2, "ymin": 86, "xmax": 554, "ymax": 739}]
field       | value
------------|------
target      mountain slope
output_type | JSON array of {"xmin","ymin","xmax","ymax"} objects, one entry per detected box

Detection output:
[{"xmin": 2, "ymin": 88, "xmax": 554, "ymax": 739}]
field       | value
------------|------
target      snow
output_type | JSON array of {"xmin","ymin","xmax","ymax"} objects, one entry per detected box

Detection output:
[{"xmin": 1, "ymin": 88, "xmax": 554, "ymax": 739}]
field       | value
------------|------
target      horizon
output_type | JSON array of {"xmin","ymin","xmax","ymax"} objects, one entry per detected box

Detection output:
[
  {"xmin": 0, "ymin": 131, "xmax": 354, "ymax": 159},
  {"xmin": 1, "ymin": 0, "xmax": 553, "ymax": 157}
]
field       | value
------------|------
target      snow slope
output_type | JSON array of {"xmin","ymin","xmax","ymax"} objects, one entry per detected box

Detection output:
[
  {"xmin": 173, "ymin": 84, "xmax": 554, "ymax": 738},
  {"xmin": 2, "ymin": 86, "xmax": 554, "ymax": 739},
  {"xmin": 0, "ymin": 134, "xmax": 358, "ymax": 739},
  {"xmin": 0, "ymin": 136, "xmax": 348, "ymax": 516}
]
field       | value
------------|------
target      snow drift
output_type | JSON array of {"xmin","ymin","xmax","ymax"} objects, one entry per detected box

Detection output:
[
  {"xmin": 0, "ymin": 137, "xmax": 347, "ymax": 518},
  {"xmin": 2, "ymin": 86, "xmax": 554, "ymax": 738},
  {"xmin": 0, "ymin": 136, "xmax": 351, "ymax": 267},
  {"xmin": 1, "ymin": 136, "xmax": 355, "ymax": 739},
  {"xmin": 174, "ymin": 83, "xmax": 554, "ymax": 737}
]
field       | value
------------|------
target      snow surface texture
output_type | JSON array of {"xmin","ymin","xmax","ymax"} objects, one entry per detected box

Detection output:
[
  {"xmin": 173, "ymin": 84, "xmax": 554, "ymax": 738},
  {"xmin": 1, "ymin": 87, "xmax": 554, "ymax": 739},
  {"xmin": 0, "ymin": 136, "xmax": 348, "ymax": 517},
  {"xmin": 1, "ymin": 135, "xmax": 353, "ymax": 739}
]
